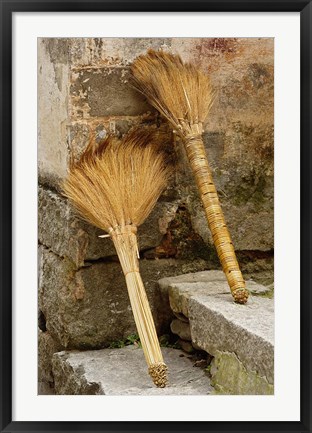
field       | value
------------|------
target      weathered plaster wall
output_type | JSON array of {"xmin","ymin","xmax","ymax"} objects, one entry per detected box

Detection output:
[
  {"xmin": 38, "ymin": 38, "xmax": 274, "ymax": 387},
  {"xmin": 38, "ymin": 39, "xmax": 70, "ymax": 185}
]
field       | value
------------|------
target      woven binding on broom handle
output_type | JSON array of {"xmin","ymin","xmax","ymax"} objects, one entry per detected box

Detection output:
[
  {"xmin": 183, "ymin": 134, "xmax": 249, "ymax": 304},
  {"xmin": 110, "ymin": 225, "xmax": 168, "ymax": 387}
]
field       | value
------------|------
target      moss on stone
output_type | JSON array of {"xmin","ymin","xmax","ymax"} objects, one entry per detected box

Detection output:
[{"xmin": 210, "ymin": 351, "xmax": 274, "ymax": 395}]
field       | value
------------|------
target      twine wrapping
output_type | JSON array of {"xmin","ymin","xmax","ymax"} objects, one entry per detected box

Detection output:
[
  {"xmin": 183, "ymin": 131, "xmax": 249, "ymax": 304},
  {"xmin": 110, "ymin": 224, "xmax": 168, "ymax": 387}
]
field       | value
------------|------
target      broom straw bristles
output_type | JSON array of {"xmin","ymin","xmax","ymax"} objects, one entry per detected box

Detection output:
[
  {"xmin": 63, "ymin": 128, "xmax": 172, "ymax": 233},
  {"xmin": 131, "ymin": 49, "xmax": 214, "ymax": 136},
  {"xmin": 62, "ymin": 129, "xmax": 171, "ymax": 387}
]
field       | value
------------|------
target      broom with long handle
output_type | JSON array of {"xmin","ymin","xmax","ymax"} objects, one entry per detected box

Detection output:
[
  {"xmin": 62, "ymin": 129, "xmax": 172, "ymax": 387},
  {"xmin": 131, "ymin": 50, "xmax": 249, "ymax": 304}
]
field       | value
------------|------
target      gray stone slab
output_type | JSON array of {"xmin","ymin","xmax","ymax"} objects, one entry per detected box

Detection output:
[
  {"xmin": 159, "ymin": 270, "xmax": 226, "ymax": 287},
  {"xmin": 189, "ymin": 293, "xmax": 274, "ymax": 383},
  {"xmin": 158, "ymin": 271, "xmax": 272, "ymax": 317},
  {"xmin": 52, "ymin": 346, "xmax": 213, "ymax": 395}
]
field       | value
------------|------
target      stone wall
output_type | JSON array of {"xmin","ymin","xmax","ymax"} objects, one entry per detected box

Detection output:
[{"xmin": 38, "ymin": 38, "xmax": 274, "ymax": 390}]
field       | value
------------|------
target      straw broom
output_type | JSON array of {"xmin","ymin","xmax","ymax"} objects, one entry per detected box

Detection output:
[
  {"xmin": 131, "ymin": 50, "xmax": 249, "ymax": 304},
  {"xmin": 62, "ymin": 129, "xmax": 172, "ymax": 387}
]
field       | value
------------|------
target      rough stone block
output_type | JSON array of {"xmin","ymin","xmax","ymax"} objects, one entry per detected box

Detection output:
[
  {"xmin": 39, "ymin": 186, "xmax": 178, "ymax": 267},
  {"xmin": 210, "ymin": 351, "xmax": 274, "ymax": 395},
  {"xmin": 38, "ymin": 187, "xmax": 113, "ymax": 267},
  {"xmin": 68, "ymin": 119, "xmax": 145, "ymax": 161},
  {"xmin": 52, "ymin": 346, "xmax": 213, "ymax": 395},
  {"xmin": 170, "ymin": 319, "xmax": 191, "ymax": 341},
  {"xmin": 38, "ymin": 330, "xmax": 63, "ymax": 384},
  {"xmin": 39, "ymin": 246, "xmax": 211, "ymax": 349},
  {"xmin": 70, "ymin": 67, "xmax": 154, "ymax": 118},
  {"xmin": 189, "ymin": 293, "xmax": 274, "ymax": 384},
  {"xmin": 158, "ymin": 270, "xmax": 271, "ymax": 317},
  {"xmin": 179, "ymin": 166, "xmax": 273, "ymax": 253},
  {"xmin": 177, "ymin": 339, "xmax": 195, "ymax": 354}
]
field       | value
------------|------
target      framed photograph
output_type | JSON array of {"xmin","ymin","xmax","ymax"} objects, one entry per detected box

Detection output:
[{"xmin": 1, "ymin": 0, "xmax": 311, "ymax": 432}]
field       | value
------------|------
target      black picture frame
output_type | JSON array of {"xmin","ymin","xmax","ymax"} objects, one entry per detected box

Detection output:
[{"xmin": 1, "ymin": 1, "xmax": 311, "ymax": 432}]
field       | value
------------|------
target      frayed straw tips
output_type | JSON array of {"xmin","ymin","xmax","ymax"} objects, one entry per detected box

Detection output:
[
  {"xmin": 148, "ymin": 362, "xmax": 168, "ymax": 388},
  {"xmin": 233, "ymin": 288, "xmax": 249, "ymax": 304}
]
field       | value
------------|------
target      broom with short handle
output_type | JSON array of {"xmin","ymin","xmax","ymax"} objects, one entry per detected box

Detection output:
[
  {"xmin": 131, "ymin": 50, "xmax": 249, "ymax": 304},
  {"xmin": 62, "ymin": 129, "xmax": 172, "ymax": 387}
]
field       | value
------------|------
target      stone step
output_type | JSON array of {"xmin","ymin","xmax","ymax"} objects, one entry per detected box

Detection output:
[
  {"xmin": 52, "ymin": 346, "xmax": 213, "ymax": 395},
  {"xmin": 158, "ymin": 271, "xmax": 274, "ymax": 395},
  {"xmin": 159, "ymin": 270, "xmax": 272, "ymax": 318}
]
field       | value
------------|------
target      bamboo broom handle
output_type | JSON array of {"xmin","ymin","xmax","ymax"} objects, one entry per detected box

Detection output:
[
  {"xmin": 125, "ymin": 271, "xmax": 168, "ymax": 387},
  {"xmin": 183, "ymin": 134, "xmax": 249, "ymax": 304},
  {"xmin": 111, "ymin": 226, "xmax": 167, "ymax": 387}
]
